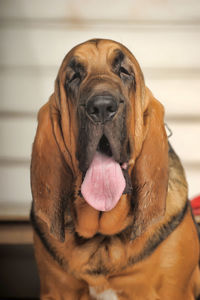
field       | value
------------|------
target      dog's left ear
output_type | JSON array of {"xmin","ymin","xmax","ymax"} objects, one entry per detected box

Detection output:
[{"xmin": 132, "ymin": 88, "xmax": 169, "ymax": 236}]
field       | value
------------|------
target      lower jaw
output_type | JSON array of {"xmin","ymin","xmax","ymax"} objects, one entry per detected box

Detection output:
[{"xmin": 74, "ymin": 194, "xmax": 133, "ymax": 238}]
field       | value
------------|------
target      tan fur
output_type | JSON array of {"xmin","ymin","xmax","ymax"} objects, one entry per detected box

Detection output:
[{"xmin": 31, "ymin": 39, "xmax": 200, "ymax": 299}]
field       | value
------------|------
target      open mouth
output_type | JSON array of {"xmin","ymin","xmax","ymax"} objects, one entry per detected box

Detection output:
[
  {"xmin": 80, "ymin": 134, "xmax": 132, "ymax": 212},
  {"xmin": 97, "ymin": 135, "xmax": 112, "ymax": 157}
]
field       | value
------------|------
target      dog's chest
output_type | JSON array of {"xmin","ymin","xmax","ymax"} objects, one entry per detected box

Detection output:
[{"xmin": 89, "ymin": 287, "xmax": 118, "ymax": 300}]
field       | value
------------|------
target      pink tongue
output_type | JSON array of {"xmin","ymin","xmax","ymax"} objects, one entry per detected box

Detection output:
[{"xmin": 81, "ymin": 151, "xmax": 125, "ymax": 211}]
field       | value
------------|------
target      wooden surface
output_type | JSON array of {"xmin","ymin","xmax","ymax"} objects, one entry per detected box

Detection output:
[{"xmin": 0, "ymin": 222, "xmax": 33, "ymax": 244}]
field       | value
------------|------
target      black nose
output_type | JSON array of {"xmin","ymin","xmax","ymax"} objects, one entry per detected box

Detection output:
[{"xmin": 86, "ymin": 95, "xmax": 118, "ymax": 123}]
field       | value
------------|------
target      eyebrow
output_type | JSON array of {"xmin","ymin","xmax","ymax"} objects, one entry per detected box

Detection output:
[
  {"xmin": 68, "ymin": 57, "xmax": 78, "ymax": 69},
  {"xmin": 68, "ymin": 57, "xmax": 85, "ymax": 72},
  {"xmin": 114, "ymin": 49, "xmax": 125, "ymax": 62}
]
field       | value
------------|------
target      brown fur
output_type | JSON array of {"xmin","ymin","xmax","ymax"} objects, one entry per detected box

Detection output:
[{"xmin": 31, "ymin": 39, "xmax": 200, "ymax": 299}]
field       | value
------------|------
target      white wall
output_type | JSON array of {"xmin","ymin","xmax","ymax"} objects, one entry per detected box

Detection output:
[{"xmin": 0, "ymin": 0, "xmax": 199, "ymax": 219}]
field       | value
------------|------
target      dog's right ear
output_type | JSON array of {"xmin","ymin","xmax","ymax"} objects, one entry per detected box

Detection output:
[{"xmin": 31, "ymin": 97, "xmax": 73, "ymax": 242}]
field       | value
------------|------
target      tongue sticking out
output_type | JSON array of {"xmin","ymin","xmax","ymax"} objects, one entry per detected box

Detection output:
[{"xmin": 81, "ymin": 151, "xmax": 126, "ymax": 211}]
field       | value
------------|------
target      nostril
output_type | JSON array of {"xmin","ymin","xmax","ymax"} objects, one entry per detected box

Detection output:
[
  {"xmin": 94, "ymin": 107, "xmax": 99, "ymax": 114},
  {"xmin": 91, "ymin": 107, "xmax": 99, "ymax": 115},
  {"xmin": 108, "ymin": 106, "xmax": 115, "ymax": 112},
  {"xmin": 87, "ymin": 103, "xmax": 98, "ymax": 115}
]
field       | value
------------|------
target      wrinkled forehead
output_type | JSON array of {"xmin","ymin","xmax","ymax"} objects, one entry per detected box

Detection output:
[{"xmin": 62, "ymin": 39, "xmax": 133, "ymax": 70}]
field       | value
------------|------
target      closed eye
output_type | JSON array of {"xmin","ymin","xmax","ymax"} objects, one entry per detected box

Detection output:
[
  {"xmin": 119, "ymin": 66, "xmax": 130, "ymax": 76},
  {"xmin": 69, "ymin": 72, "xmax": 81, "ymax": 83}
]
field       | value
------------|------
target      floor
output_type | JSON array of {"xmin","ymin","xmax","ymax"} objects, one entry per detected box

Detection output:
[{"xmin": 0, "ymin": 244, "xmax": 39, "ymax": 299}]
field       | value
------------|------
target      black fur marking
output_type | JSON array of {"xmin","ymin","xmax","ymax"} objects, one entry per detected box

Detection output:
[
  {"xmin": 73, "ymin": 232, "xmax": 93, "ymax": 246},
  {"xmin": 127, "ymin": 201, "xmax": 189, "ymax": 267},
  {"xmin": 30, "ymin": 205, "xmax": 67, "ymax": 268},
  {"xmin": 189, "ymin": 201, "xmax": 200, "ymax": 241},
  {"xmin": 86, "ymin": 264, "xmax": 110, "ymax": 276}
]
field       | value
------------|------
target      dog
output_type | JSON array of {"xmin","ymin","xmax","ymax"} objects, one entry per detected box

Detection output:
[{"xmin": 31, "ymin": 39, "xmax": 200, "ymax": 299}]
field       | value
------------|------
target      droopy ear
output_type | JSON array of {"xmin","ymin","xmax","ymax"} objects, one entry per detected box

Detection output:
[
  {"xmin": 131, "ymin": 89, "xmax": 169, "ymax": 237},
  {"xmin": 31, "ymin": 97, "xmax": 73, "ymax": 242}
]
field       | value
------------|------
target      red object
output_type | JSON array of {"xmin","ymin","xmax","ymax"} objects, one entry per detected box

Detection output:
[{"xmin": 191, "ymin": 195, "xmax": 200, "ymax": 216}]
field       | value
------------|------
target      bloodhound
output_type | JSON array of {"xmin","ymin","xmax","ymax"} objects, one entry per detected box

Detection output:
[{"xmin": 31, "ymin": 39, "xmax": 200, "ymax": 299}]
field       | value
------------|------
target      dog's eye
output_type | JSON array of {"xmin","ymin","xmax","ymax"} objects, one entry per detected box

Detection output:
[
  {"xmin": 119, "ymin": 67, "xmax": 130, "ymax": 76},
  {"xmin": 69, "ymin": 72, "xmax": 81, "ymax": 84},
  {"xmin": 119, "ymin": 66, "xmax": 135, "ymax": 85}
]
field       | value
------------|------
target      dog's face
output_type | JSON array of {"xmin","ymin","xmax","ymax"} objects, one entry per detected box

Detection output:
[
  {"xmin": 32, "ymin": 39, "xmax": 168, "ymax": 240},
  {"xmin": 58, "ymin": 39, "xmax": 141, "ymax": 173},
  {"xmin": 55, "ymin": 39, "xmax": 158, "ymax": 214}
]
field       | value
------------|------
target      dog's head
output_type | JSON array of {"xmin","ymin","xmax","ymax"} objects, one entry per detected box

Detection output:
[{"xmin": 31, "ymin": 39, "xmax": 168, "ymax": 241}]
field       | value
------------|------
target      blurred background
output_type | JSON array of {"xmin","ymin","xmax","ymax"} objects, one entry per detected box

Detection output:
[{"xmin": 0, "ymin": 0, "xmax": 199, "ymax": 298}]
